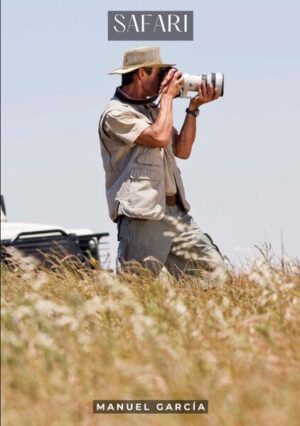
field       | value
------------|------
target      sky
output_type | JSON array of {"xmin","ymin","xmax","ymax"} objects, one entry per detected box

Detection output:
[{"xmin": 2, "ymin": 0, "xmax": 300, "ymax": 268}]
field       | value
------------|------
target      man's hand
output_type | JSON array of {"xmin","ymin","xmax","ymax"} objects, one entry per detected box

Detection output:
[
  {"xmin": 189, "ymin": 81, "xmax": 220, "ymax": 111},
  {"xmin": 159, "ymin": 68, "xmax": 184, "ymax": 98}
]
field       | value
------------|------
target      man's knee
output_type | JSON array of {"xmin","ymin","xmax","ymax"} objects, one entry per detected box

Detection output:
[
  {"xmin": 116, "ymin": 254, "xmax": 164, "ymax": 278},
  {"xmin": 207, "ymin": 259, "xmax": 229, "ymax": 286}
]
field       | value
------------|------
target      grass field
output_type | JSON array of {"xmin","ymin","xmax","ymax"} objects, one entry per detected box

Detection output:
[{"xmin": 2, "ymin": 248, "xmax": 300, "ymax": 426}]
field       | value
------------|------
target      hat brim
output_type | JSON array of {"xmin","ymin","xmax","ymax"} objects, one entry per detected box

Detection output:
[{"xmin": 109, "ymin": 62, "xmax": 176, "ymax": 75}]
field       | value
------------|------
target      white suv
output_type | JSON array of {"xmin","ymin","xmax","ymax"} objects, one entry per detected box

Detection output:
[{"xmin": 1, "ymin": 195, "xmax": 110, "ymax": 269}]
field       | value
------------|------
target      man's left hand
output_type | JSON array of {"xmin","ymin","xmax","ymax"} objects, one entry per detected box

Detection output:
[{"xmin": 189, "ymin": 81, "xmax": 220, "ymax": 111}]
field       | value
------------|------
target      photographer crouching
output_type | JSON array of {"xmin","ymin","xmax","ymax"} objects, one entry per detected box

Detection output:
[{"xmin": 98, "ymin": 46, "xmax": 227, "ymax": 285}]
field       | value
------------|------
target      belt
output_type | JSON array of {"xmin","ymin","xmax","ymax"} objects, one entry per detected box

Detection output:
[{"xmin": 166, "ymin": 194, "xmax": 180, "ymax": 206}]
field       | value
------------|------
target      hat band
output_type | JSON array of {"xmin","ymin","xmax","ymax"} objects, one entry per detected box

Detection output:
[{"xmin": 122, "ymin": 61, "xmax": 162, "ymax": 69}]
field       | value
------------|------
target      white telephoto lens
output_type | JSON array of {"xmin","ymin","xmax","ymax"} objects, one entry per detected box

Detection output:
[{"xmin": 181, "ymin": 72, "xmax": 224, "ymax": 98}]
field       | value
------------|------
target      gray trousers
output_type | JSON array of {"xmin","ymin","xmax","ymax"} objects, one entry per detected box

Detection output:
[{"xmin": 117, "ymin": 205, "xmax": 227, "ymax": 285}]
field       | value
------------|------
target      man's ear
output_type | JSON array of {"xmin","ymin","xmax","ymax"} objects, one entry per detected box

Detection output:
[{"xmin": 137, "ymin": 68, "xmax": 145, "ymax": 80}]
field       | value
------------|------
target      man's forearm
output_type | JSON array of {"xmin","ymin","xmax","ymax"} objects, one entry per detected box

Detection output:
[
  {"xmin": 136, "ymin": 69, "xmax": 186, "ymax": 148},
  {"xmin": 151, "ymin": 94, "xmax": 173, "ymax": 144},
  {"xmin": 174, "ymin": 112, "xmax": 197, "ymax": 159},
  {"xmin": 174, "ymin": 80, "xmax": 220, "ymax": 159},
  {"xmin": 135, "ymin": 94, "xmax": 174, "ymax": 148}
]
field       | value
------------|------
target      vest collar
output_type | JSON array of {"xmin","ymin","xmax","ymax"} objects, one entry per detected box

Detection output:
[{"xmin": 114, "ymin": 86, "xmax": 159, "ymax": 106}]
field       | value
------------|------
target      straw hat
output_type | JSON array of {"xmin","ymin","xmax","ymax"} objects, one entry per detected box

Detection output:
[{"xmin": 109, "ymin": 46, "xmax": 175, "ymax": 75}]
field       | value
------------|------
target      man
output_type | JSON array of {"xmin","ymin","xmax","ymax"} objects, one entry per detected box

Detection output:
[{"xmin": 99, "ymin": 46, "xmax": 227, "ymax": 284}]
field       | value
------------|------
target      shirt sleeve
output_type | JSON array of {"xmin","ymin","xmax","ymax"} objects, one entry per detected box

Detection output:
[{"xmin": 103, "ymin": 110, "xmax": 151, "ymax": 147}]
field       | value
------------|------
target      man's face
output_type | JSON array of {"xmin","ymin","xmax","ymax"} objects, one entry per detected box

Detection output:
[{"xmin": 140, "ymin": 67, "xmax": 162, "ymax": 96}]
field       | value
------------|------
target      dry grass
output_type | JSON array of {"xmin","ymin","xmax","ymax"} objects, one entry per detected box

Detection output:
[{"xmin": 1, "ymin": 248, "xmax": 300, "ymax": 426}]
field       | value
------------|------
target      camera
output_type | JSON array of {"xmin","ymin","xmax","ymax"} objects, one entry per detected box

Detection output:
[{"xmin": 159, "ymin": 68, "xmax": 224, "ymax": 98}]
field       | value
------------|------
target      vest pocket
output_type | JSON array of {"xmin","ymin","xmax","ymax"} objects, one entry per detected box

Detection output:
[
  {"xmin": 130, "ymin": 167, "xmax": 160, "ymax": 181},
  {"xmin": 136, "ymin": 152, "xmax": 162, "ymax": 166}
]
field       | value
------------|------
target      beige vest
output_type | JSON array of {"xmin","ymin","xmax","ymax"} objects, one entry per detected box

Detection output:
[{"xmin": 98, "ymin": 97, "xmax": 190, "ymax": 222}]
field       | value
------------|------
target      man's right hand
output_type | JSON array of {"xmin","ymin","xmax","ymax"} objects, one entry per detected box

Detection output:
[{"xmin": 159, "ymin": 68, "xmax": 184, "ymax": 98}]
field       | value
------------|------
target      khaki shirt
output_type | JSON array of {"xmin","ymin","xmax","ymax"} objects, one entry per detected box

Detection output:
[
  {"xmin": 98, "ymin": 91, "xmax": 190, "ymax": 222},
  {"xmin": 143, "ymin": 105, "xmax": 178, "ymax": 195}
]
